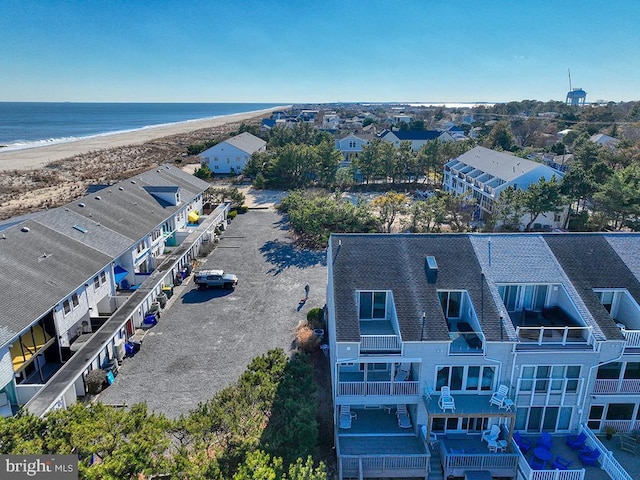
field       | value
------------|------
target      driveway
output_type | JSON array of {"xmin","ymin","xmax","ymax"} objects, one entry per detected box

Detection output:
[{"xmin": 97, "ymin": 209, "xmax": 327, "ymax": 418}]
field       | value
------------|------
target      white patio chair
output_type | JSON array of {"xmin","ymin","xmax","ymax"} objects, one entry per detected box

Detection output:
[
  {"xmin": 395, "ymin": 363, "xmax": 411, "ymax": 382},
  {"xmin": 438, "ymin": 386, "xmax": 456, "ymax": 412},
  {"xmin": 482, "ymin": 425, "xmax": 501, "ymax": 444},
  {"xmin": 489, "ymin": 384, "xmax": 509, "ymax": 407},
  {"xmin": 396, "ymin": 404, "xmax": 412, "ymax": 428},
  {"xmin": 339, "ymin": 405, "xmax": 356, "ymax": 429}
]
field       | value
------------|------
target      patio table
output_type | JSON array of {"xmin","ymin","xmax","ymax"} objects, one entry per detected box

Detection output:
[{"xmin": 533, "ymin": 447, "xmax": 552, "ymax": 463}]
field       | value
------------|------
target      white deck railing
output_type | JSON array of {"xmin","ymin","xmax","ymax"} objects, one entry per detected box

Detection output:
[
  {"xmin": 621, "ymin": 329, "xmax": 640, "ymax": 348},
  {"xmin": 511, "ymin": 433, "xmax": 585, "ymax": 480},
  {"xmin": 337, "ymin": 381, "xmax": 419, "ymax": 397},
  {"xmin": 340, "ymin": 454, "xmax": 429, "ymax": 479},
  {"xmin": 601, "ymin": 420, "xmax": 640, "ymax": 433},
  {"xmin": 443, "ymin": 451, "xmax": 519, "ymax": 478},
  {"xmin": 360, "ymin": 334, "xmax": 401, "ymax": 352},
  {"xmin": 580, "ymin": 423, "xmax": 634, "ymax": 480},
  {"xmin": 516, "ymin": 326, "xmax": 594, "ymax": 347},
  {"xmin": 593, "ymin": 378, "xmax": 640, "ymax": 394}
]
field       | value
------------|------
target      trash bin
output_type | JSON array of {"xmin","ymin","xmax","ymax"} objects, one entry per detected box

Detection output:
[
  {"xmin": 157, "ymin": 292, "xmax": 168, "ymax": 308},
  {"xmin": 143, "ymin": 313, "xmax": 158, "ymax": 326},
  {"xmin": 184, "ymin": 264, "xmax": 193, "ymax": 276},
  {"xmin": 149, "ymin": 301, "xmax": 161, "ymax": 315},
  {"xmin": 161, "ymin": 285, "xmax": 173, "ymax": 300}
]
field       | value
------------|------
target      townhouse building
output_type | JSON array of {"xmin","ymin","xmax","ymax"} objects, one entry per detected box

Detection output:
[
  {"xmin": 0, "ymin": 165, "xmax": 229, "ymax": 417},
  {"xmin": 443, "ymin": 146, "xmax": 565, "ymax": 230},
  {"xmin": 327, "ymin": 232, "xmax": 640, "ymax": 480}
]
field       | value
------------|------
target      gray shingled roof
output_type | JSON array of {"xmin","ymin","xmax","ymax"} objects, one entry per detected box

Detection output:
[
  {"xmin": 470, "ymin": 234, "xmax": 603, "ymax": 341},
  {"xmin": 455, "ymin": 146, "xmax": 552, "ymax": 182},
  {"xmin": 222, "ymin": 132, "xmax": 266, "ymax": 154},
  {"xmin": 543, "ymin": 234, "xmax": 629, "ymax": 340},
  {"xmin": 0, "ymin": 221, "xmax": 112, "ymax": 346},
  {"xmin": 0, "ymin": 164, "xmax": 209, "ymax": 348},
  {"xmin": 33, "ymin": 208, "xmax": 134, "ymax": 258},
  {"xmin": 330, "ymin": 234, "xmax": 501, "ymax": 343}
]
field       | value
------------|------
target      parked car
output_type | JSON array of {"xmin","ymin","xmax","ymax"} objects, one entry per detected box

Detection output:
[{"xmin": 194, "ymin": 269, "xmax": 238, "ymax": 290}]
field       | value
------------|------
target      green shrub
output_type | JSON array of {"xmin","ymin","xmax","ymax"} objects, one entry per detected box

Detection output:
[
  {"xmin": 237, "ymin": 205, "xmax": 249, "ymax": 214},
  {"xmin": 306, "ymin": 307, "xmax": 324, "ymax": 329},
  {"xmin": 227, "ymin": 210, "xmax": 237, "ymax": 220}
]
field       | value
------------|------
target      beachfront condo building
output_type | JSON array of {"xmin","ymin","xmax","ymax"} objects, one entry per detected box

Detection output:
[
  {"xmin": 326, "ymin": 232, "xmax": 640, "ymax": 480},
  {"xmin": 199, "ymin": 131, "xmax": 266, "ymax": 174},
  {"xmin": 443, "ymin": 146, "xmax": 566, "ymax": 230},
  {"xmin": 0, "ymin": 165, "xmax": 229, "ymax": 417}
]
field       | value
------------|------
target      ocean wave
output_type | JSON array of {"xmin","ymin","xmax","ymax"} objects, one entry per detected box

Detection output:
[{"xmin": 0, "ymin": 105, "xmax": 288, "ymax": 153}]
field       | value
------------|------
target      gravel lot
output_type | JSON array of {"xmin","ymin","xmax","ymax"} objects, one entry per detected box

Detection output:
[{"xmin": 98, "ymin": 209, "xmax": 327, "ymax": 418}]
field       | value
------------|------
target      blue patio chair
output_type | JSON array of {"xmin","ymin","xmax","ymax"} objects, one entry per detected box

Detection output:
[
  {"xmin": 566, "ymin": 431, "xmax": 587, "ymax": 450},
  {"xmin": 529, "ymin": 455, "xmax": 547, "ymax": 470},
  {"xmin": 513, "ymin": 431, "xmax": 532, "ymax": 453},
  {"xmin": 579, "ymin": 447, "xmax": 601, "ymax": 467},
  {"xmin": 536, "ymin": 432, "xmax": 552, "ymax": 450},
  {"xmin": 552, "ymin": 455, "xmax": 572, "ymax": 470}
]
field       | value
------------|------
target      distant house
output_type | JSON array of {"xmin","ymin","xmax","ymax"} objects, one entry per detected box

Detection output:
[
  {"xmin": 320, "ymin": 113, "xmax": 341, "ymax": 131},
  {"xmin": 199, "ymin": 132, "xmax": 267, "ymax": 174},
  {"xmin": 443, "ymin": 146, "xmax": 566, "ymax": 229},
  {"xmin": 556, "ymin": 129, "xmax": 575, "ymax": 141},
  {"xmin": 380, "ymin": 129, "xmax": 455, "ymax": 151},
  {"xmin": 543, "ymin": 153, "xmax": 574, "ymax": 173},
  {"xmin": 391, "ymin": 114, "xmax": 413, "ymax": 125},
  {"xmin": 334, "ymin": 134, "xmax": 369, "ymax": 165},
  {"xmin": 590, "ymin": 133, "xmax": 620, "ymax": 149}
]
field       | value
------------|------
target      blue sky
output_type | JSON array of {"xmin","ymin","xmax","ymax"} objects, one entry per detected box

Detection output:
[{"xmin": 1, "ymin": 0, "xmax": 638, "ymax": 103}]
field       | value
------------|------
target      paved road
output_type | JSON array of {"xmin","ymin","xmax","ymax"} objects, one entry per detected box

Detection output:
[{"xmin": 98, "ymin": 209, "xmax": 327, "ymax": 418}]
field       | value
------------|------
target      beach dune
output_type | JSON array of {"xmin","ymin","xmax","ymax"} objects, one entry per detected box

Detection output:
[{"xmin": 0, "ymin": 107, "xmax": 284, "ymax": 172}]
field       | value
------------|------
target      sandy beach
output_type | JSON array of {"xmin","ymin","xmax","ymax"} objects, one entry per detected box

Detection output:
[
  {"xmin": 0, "ymin": 106, "xmax": 286, "ymax": 171},
  {"xmin": 0, "ymin": 106, "xmax": 285, "ymax": 221}
]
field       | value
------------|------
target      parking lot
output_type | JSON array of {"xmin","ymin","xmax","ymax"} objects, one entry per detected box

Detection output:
[{"xmin": 98, "ymin": 209, "xmax": 328, "ymax": 418}]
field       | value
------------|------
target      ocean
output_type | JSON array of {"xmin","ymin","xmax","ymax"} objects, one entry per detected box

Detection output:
[{"xmin": 0, "ymin": 102, "xmax": 284, "ymax": 151}]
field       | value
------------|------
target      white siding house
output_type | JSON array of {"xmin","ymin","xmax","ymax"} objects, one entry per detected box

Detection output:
[
  {"xmin": 334, "ymin": 134, "xmax": 369, "ymax": 164},
  {"xmin": 200, "ymin": 132, "xmax": 267, "ymax": 174}
]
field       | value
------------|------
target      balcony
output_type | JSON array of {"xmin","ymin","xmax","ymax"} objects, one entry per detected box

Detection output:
[
  {"xmin": 438, "ymin": 433, "xmax": 519, "ymax": 479},
  {"xmin": 620, "ymin": 328, "xmax": 640, "ymax": 349},
  {"xmin": 593, "ymin": 379, "xmax": 640, "ymax": 395},
  {"xmin": 513, "ymin": 308, "xmax": 595, "ymax": 350},
  {"xmin": 338, "ymin": 380, "xmax": 419, "ymax": 397},
  {"xmin": 360, "ymin": 320, "xmax": 401, "ymax": 354},
  {"xmin": 337, "ymin": 408, "xmax": 430, "ymax": 479}
]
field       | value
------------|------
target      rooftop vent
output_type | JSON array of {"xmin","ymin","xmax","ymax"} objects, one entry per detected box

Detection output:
[
  {"xmin": 78, "ymin": 203, "xmax": 85, "ymax": 207},
  {"xmin": 426, "ymin": 255, "xmax": 438, "ymax": 283},
  {"xmin": 73, "ymin": 224, "xmax": 88, "ymax": 233},
  {"xmin": 118, "ymin": 186, "xmax": 124, "ymax": 191},
  {"xmin": 21, "ymin": 227, "xmax": 30, "ymax": 233},
  {"xmin": 95, "ymin": 195, "xmax": 101, "ymax": 200},
  {"xmin": 131, "ymin": 180, "xmax": 137, "ymax": 184}
]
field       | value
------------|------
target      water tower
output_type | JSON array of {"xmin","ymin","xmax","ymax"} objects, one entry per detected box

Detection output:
[{"xmin": 565, "ymin": 69, "xmax": 587, "ymax": 106}]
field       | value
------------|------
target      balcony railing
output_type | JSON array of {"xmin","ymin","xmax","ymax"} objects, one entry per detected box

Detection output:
[
  {"xmin": 601, "ymin": 420, "xmax": 640, "ymax": 433},
  {"xmin": 340, "ymin": 455, "xmax": 429, "ymax": 480},
  {"xmin": 593, "ymin": 378, "xmax": 640, "ymax": 394},
  {"xmin": 441, "ymin": 450, "xmax": 519, "ymax": 479},
  {"xmin": 621, "ymin": 328, "xmax": 640, "ymax": 348},
  {"xmin": 360, "ymin": 335, "xmax": 401, "ymax": 353},
  {"xmin": 337, "ymin": 381, "xmax": 419, "ymax": 397},
  {"xmin": 516, "ymin": 326, "xmax": 594, "ymax": 347},
  {"xmin": 581, "ymin": 423, "xmax": 634, "ymax": 480}
]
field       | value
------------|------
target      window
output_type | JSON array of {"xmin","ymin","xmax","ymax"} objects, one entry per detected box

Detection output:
[
  {"xmin": 520, "ymin": 365, "xmax": 581, "ymax": 394},
  {"xmin": 438, "ymin": 291, "xmax": 462, "ymax": 318},
  {"xmin": 596, "ymin": 290, "xmax": 615, "ymax": 313},
  {"xmin": 72, "ymin": 294, "xmax": 79, "ymax": 307},
  {"xmin": 597, "ymin": 362, "xmax": 622, "ymax": 379},
  {"xmin": 63, "ymin": 300, "xmax": 71, "ymax": 315},
  {"xmin": 93, "ymin": 276, "xmax": 100, "ymax": 289},
  {"xmin": 436, "ymin": 365, "xmax": 495, "ymax": 392},
  {"xmin": 499, "ymin": 284, "xmax": 549, "ymax": 311},
  {"xmin": 606, "ymin": 404, "xmax": 634, "ymax": 421},
  {"xmin": 100, "ymin": 271, "xmax": 106, "ymax": 284},
  {"xmin": 358, "ymin": 291, "xmax": 386, "ymax": 319},
  {"xmin": 624, "ymin": 362, "xmax": 640, "ymax": 379}
]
